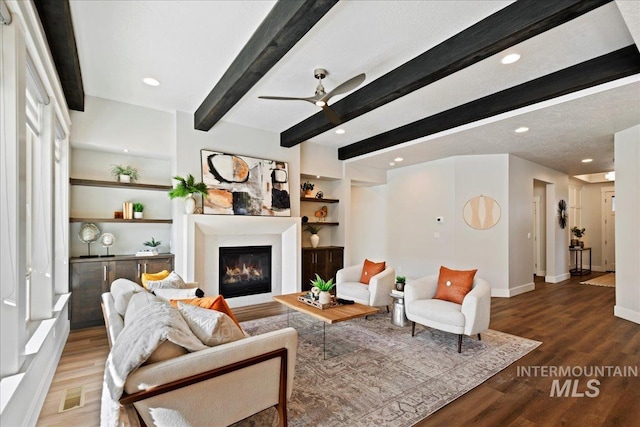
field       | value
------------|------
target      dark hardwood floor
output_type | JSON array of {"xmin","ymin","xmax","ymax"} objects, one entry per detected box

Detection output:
[{"xmin": 37, "ymin": 272, "xmax": 639, "ymax": 426}]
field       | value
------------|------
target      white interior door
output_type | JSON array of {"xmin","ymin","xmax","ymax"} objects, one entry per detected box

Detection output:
[
  {"xmin": 533, "ymin": 197, "xmax": 541, "ymax": 276},
  {"xmin": 602, "ymin": 189, "xmax": 616, "ymax": 271}
]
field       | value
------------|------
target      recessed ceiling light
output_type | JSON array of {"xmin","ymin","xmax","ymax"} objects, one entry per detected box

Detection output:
[
  {"xmin": 394, "ymin": 157, "xmax": 404, "ymax": 162},
  {"xmin": 582, "ymin": 158, "xmax": 593, "ymax": 163},
  {"xmin": 515, "ymin": 127, "xmax": 529, "ymax": 133},
  {"xmin": 143, "ymin": 77, "xmax": 160, "ymax": 86},
  {"xmin": 316, "ymin": 175, "xmax": 321, "ymax": 179},
  {"xmin": 389, "ymin": 162, "xmax": 396, "ymax": 166},
  {"xmin": 335, "ymin": 129, "xmax": 346, "ymax": 135},
  {"xmin": 501, "ymin": 53, "xmax": 521, "ymax": 64},
  {"xmin": 123, "ymin": 149, "xmax": 129, "ymax": 153}
]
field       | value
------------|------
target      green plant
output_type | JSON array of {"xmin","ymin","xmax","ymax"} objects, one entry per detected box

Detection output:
[
  {"xmin": 168, "ymin": 174, "xmax": 208, "ymax": 199},
  {"xmin": 304, "ymin": 224, "xmax": 321, "ymax": 234},
  {"xmin": 571, "ymin": 226, "xmax": 586, "ymax": 238},
  {"xmin": 301, "ymin": 181, "xmax": 314, "ymax": 192},
  {"xmin": 110, "ymin": 164, "xmax": 139, "ymax": 181},
  {"xmin": 143, "ymin": 237, "xmax": 161, "ymax": 248},
  {"xmin": 132, "ymin": 203, "xmax": 144, "ymax": 212},
  {"xmin": 396, "ymin": 275, "xmax": 406, "ymax": 284},
  {"xmin": 310, "ymin": 273, "xmax": 334, "ymax": 292}
]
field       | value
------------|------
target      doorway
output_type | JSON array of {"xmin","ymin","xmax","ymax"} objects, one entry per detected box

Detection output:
[
  {"xmin": 602, "ymin": 188, "xmax": 615, "ymax": 272},
  {"xmin": 533, "ymin": 180, "xmax": 547, "ymax": 277}
]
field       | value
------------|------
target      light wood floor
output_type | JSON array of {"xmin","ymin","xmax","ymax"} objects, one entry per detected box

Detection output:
[{"xmin": 37, "ymin": 273, "xmax": 640, "ymax": 426}]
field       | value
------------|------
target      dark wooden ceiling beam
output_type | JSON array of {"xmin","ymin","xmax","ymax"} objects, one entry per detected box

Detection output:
[
  {"xmin": 34, "ymin": 0, "xmax": 84, "ymax": 111},
  {"xmin": 281, "ymin": 0, "xmax": 612, "ymax": 148},
  {"xmin": 194, "ymin": 0, "xmax": 339, "ymax": 132},
  {"xmin": 338, "ymin": 46, "xmax": 640, "ymax": 160}
]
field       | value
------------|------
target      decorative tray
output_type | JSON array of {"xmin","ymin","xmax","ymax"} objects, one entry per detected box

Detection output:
[{"xmin": 297, "ymin": 295, "xmax": 340, "ymax": 310}]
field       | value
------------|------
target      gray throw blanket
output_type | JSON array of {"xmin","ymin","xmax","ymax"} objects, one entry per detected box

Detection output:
[{"xmin": 100, "ymin": 302, "xmax": 208, "ymax": 426}]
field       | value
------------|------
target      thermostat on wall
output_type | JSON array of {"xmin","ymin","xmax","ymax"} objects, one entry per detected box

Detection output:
[{"xmin": 436, "ymin": 217, "xmax": 444, "ymax": 223}]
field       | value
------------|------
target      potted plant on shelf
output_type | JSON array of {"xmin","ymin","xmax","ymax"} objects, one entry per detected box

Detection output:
[
  {"xmin": 310, "ymin": 273, "xmax": 335, "ymax": 305},
  {"xmin": 571, "ymin": 226, "xmax": 586, "ymax": 248},
  {"xmin": 110, "ymin": 165, "xmax": 139, "ymax": 183},
  {"xmin": 133, "ymin": 203, "xmax": 144, "ymax": 219},
  {"xmin": 168, "ymin": 174, "xmax": 208, "ymax": 214},
  {"xmin": 304, "ymin": 224, "xmax": 321, "ymax": 248},
  {"xmin": 395, "ymin": 275, "xmax": 406, "ymax": 291},
  {"xmin": 301, "ymin": 181, "xmax": 314, "ymax": 197}
]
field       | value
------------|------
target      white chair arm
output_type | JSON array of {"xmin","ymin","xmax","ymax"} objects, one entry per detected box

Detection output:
[
  {"xmin": 336, "ymin": 264, "xmax": 363, "ymax": 284},
  {"xmin": 404, "ymin": 275, "xmax": 438, "ymax": 305},
  {"xmin": 368, "ymin": 267, "xmax": 396, "ymax": 306},
  {"xmin": 461, "ymin": 279, "xmax": 491, "ymax": 335}
]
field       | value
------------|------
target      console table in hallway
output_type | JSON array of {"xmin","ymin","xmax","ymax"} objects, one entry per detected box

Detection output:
[{"xmin": 569, "ymin": 247, "xmax": 592, "ymax": 276}]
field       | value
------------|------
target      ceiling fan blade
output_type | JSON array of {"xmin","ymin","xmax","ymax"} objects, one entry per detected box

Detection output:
[
  {"xmin": 258, "ymin": 95, "xmax": 317, "ymax": 104},
  {"xmin": 321, "ymin": 105, "xmax": 341, "ymax": 125},
  {"xmin": 321, "ymin": 73, "xmax": 366, "ymax": 103}
]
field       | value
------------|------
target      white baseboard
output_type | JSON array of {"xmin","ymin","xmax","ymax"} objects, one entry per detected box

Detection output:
[
  {"xmin": 546, "ymin": 272, "xmax": 571, "ymax": 283},
  {"xmin": 491, "ymin": 282, "xmax": 535, "ymax": 298},
  {"xmin": 614, "ymin": 306, "xmax": 640, "ymax": 325}
]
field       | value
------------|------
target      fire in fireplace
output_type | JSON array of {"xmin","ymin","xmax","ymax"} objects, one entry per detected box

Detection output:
[{"xmin": 219, "ymin": 246, "xmax": 272, "ymax": 298}]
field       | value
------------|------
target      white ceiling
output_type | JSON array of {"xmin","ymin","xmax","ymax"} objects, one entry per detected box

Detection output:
[{"xmin": 68, "ymin": 0, "xmax": 640, "ymax": 178}]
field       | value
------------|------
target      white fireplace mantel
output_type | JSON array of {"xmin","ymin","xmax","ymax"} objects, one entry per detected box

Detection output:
[{"xmin": 182, "ymin": 215, "xmax": 301, "ymax": 307}]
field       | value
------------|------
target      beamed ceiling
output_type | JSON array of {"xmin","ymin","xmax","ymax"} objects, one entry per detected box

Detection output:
[{"xmin": 37, "ymin": 0, "xmax": 640, "ymax": 177}]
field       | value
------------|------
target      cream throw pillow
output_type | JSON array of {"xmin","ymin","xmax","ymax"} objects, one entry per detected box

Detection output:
[{"xmin": 177, "ymin": 302, "xmax": 245, "ymax": 347}]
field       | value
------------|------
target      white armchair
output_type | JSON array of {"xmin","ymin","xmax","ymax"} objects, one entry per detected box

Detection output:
[
  {"xmin": 404, "ymin": 275, "xmax": 491, "ymax": 353},
  {"xmin": 335, "ymin": 263, "xmax": 396, "ymax": 310}
]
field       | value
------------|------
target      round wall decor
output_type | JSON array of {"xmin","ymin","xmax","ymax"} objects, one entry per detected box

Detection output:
[
  {"xmin": 557, "ymin": 199, "xmax": 567, "ymax": 229},
  {"xmin": 463, "ymin": 195, "xmax": 501, "ymax": 230}
]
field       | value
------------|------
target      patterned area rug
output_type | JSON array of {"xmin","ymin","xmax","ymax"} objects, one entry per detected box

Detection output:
[
  {"xmin": 580, "ymin": 273, "xmax": 615, "ymax": 287},
  {"xmin": 234, "ymin": 312, "xmax": 540, "ymax": 427}
]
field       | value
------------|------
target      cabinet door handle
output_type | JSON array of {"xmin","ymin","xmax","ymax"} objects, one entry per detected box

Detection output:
[
  {"xmin": 330, "ymin": 252, "xmax": 333, "ymax": 263},
  {"xmin": 137, "ymin": 263, "xmax": 141, "ymax": 278},
  {"xmin": 103, "ymin": 265, "xmax": 107, "ymax": 282},
  {"xmin": 144, "ymin": 263, "xmax": 147, "ymax": 274}
]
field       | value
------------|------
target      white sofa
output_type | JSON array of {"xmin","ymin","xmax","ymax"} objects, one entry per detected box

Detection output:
[
  {"xmin": 101, "ymin": 279, "xmax": 298, "ymax": 426},
  {"xmin": 404, "ymin": 275, "xmax": 491, "ymax": 353},
  {"xmin": 335, "ymin": 264, "xmax": 396, "ymax": 310}
]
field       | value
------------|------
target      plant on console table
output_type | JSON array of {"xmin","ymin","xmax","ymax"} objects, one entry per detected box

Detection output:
[
  {"xmin": 310, "ymin": 273, "xmax": 334, "ymax": 305},
  {"xmin": 169, "ymin": 174, "xmax": 208, "ymax": 214},
  {"xmin": 571, "ymin": 226, "xmax": 586, "ymax": 248},
  {"xmin": 305, "ymin": 224, "xmax": 322, "ymax": 248}
]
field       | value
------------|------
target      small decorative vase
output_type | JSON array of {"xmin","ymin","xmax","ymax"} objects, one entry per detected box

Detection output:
[
  {"xmin": 319, "ymin": 291, "xmax": 331, "ymax": 305},
  {"xmin": 184, "ymin": 194, "xmax": 196, "ymax": 214},
  {"xmin": 134, "ymin": 212, "xmax": 143, "ymax": 219},
  {"xmin": 310, "ymin": 233, "xmax": 320, "ymax": 248},
  {"xmin": 396, "ymin": 282, "xmax": 405, "ymax": 292},
  {"xmin": 119, "ymin": 174, "xmax": 131, "ymax": 183}
]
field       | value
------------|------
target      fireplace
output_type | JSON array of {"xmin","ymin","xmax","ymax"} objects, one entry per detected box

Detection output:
[{"xmin": 219, "ymin": 246, "xmax": 272, "ymax": 298}]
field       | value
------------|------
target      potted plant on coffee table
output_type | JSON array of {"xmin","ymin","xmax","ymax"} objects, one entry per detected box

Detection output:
[{"xmin": 310, "ymin": 273, "xmax": 335, "ymax": 305}]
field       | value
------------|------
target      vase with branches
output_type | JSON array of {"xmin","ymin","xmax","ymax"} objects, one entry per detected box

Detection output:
[
  {"xmin": 571, "ymin": 226, "xmax": 586, "ymax": 247},
  {"xmin": 169, "ymin": 174, "xmax": 208, "ymax": 214}
]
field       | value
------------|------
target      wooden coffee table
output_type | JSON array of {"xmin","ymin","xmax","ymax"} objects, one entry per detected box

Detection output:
[{"xmin": 273, "ymin": 292, "xmax": 379, "ymax": 359}]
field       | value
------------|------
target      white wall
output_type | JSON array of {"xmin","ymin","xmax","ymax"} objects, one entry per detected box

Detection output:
[
  {"xmin": 173, "ymin": 111, "xmax": 300, "ymax": 277},
  {"xmin": 508, "ymin": 155, "xmax": 569, "ymax": 286},
  {"xmin": 614, "ymin": 125, "xmax": 640, "ymax": 324}
]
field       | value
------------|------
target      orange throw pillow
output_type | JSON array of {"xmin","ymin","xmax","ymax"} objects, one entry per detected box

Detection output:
[
  {"xmin": 360, "ymin": 259, "xmax": 386, "ymax": 285},
  {"xmin": 434, "ymin": 266, "xmax": 477, "ymax": 304},
  {"xmin": 170, "ymin": 295, "xmax": 241, "ymax": 328}
]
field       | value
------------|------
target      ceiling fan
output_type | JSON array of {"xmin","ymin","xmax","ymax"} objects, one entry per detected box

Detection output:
[{"xmin": 259, "ymin": 68, "xmax": 366, "ymax": 124}]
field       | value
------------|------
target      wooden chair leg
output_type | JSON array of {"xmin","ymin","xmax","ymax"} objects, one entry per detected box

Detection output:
[
  {"xmin": 458, "ymin": 334, "xmax": 463, "ymax": 353},
  {"xmin": 411, "ymin": 322, "xmax": 416, "ymax": 337},
  {"xmin": 386, "ymin": 305, "xmax": 390, "ymax": 313},
  {"xmin": 478, "ymin": 333, "xmax": 482, "ymax": 341}
]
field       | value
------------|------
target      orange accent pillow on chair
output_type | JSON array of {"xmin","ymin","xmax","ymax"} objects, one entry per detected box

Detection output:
[
  {"xmin": 170, "ymin": 295, "xmax": 241, "ymax": 328},
  {"xmin": 360, "ymin": 259, "xmax": 386, "ymax": 285},
  {"xmin": 434, "ymin": 266, "xmax": 477, "ymax": 304}
]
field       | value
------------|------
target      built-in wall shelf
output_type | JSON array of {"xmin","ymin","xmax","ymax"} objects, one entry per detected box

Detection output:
[
  {"xmin": 70, "ymin": 178, "xmax": 171, "ymax": 191},
  {"xmin": 300, "ymin": 197, "xmax": 339, "ymax": 203},
  {"xmin": 69, "ymin": 218, "xmax": 173, "ymax": 224}
]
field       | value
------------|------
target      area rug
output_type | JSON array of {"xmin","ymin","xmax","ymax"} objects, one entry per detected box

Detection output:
[
  {"xmin": 580, "ymin": 273, "xmax": 615, "ymax": 287},
  {"xmin": 234, "ymin": 312, "xmax": 541, "ymax": 427}
]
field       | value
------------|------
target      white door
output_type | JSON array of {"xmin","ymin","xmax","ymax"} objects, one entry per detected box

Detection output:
[
  {"xmin": 532, "ymin": 197, "xmax": 541, "ymax": 276},
  {"xmin": 602, "ymin": 190, "xmax": 616, "ymax": 271}
]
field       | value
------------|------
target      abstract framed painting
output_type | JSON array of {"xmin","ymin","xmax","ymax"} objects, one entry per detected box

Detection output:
[{"xmin": 200, "ymin": 149, "xmax": 291, "ymax": 216}]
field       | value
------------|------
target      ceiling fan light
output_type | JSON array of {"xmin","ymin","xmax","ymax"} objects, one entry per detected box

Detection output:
[{"xmin": 315, "ymin": 100, "xmax": 326, "ymax": 107}]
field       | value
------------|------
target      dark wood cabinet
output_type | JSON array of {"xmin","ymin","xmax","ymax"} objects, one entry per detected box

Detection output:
[
  {"xmin": 69, "ymin": 254, "xmax": 174, "ymax": 329},
  {"xmin": 301, "ymin": 247, "xmax": 344, "ymax": 292}
]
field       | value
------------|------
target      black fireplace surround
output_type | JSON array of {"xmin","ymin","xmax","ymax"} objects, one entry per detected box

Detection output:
[{"xmin": 219, "ymin": 246, "xmax": 272, "ymax": 298}]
